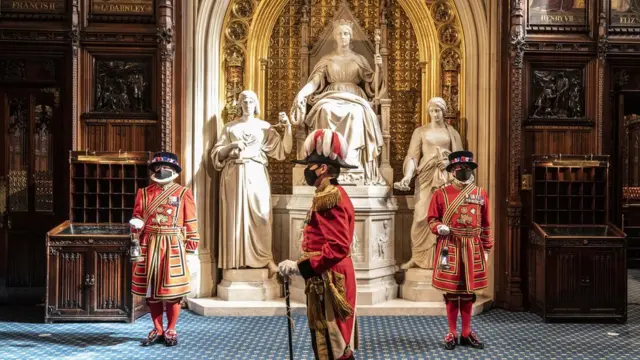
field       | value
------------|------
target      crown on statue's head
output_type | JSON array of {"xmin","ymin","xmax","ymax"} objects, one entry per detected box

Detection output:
[{"xmin": 332, "ymin": 19, "xmax": 354, "ymax": 30}]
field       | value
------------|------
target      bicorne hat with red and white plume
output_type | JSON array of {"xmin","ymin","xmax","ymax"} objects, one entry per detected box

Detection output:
[{"xmin": 292, "ymin": 129, "xmax": 358, "ymax": 169}]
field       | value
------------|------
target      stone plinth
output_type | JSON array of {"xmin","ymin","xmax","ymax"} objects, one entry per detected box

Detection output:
[
  {"xmin": 187, "ymin": 296, "xmax": 493, "ymax": 316},
  {"xmin": 187, "ymin": 297, "xmax": 307, "ymax": 316},
  {"xmin": 216, "ymin": 269, "xmax": 279, "ymax": 301},
  {"xmin": 355, "ymin": 295, "xmax": 492, "ymax": 316},
  {"xmin": 400, "ymin": 268, "xmax": 444, "ymax": 302},
  {"xmin": 286, "ymin": 184, "xmax": 398, "ymax": 306}
]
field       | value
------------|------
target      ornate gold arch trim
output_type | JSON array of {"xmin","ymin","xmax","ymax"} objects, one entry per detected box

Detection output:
[
  {"xmin": 429, "ymin": 0, "xmax": 466, "ymax": 129},
  {"xmin": 219, "ymin": 0, "xmax": 468, "ymax": 129},
  {"xmin": 243, "ymin": 0, "xmax": 441, "ymax": 118}
]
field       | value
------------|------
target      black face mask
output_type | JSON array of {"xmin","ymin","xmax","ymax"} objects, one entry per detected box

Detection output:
[
  {"xmin": 304, "ymin": 167, "xmax": 319, "ymax": 186},
  {"xmin": 454, "ymin": 168, "xmax": 472, "ymax": 181},
  {"xmin": 155, "ymin": 169, "xmax": 174, "ymax": 180}
]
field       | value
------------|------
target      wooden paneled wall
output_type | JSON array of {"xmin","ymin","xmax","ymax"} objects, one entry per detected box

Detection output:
[
  {"xmin": 0, "ymin": 0, "xmax": 181, "ymax": 154},
  {"xmin": 502, "ymin": 0, "xmax": 640, "ymax": 311},
  {"xmin": 0, "ymin": 0, "xmax": 184, "ymax": 305}
]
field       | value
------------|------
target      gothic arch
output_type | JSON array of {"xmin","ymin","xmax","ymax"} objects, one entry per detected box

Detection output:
[
  {"xmin": 243, "ymin": 0, "xmax": 440, "ymax": 115},
  {"xmin": 188, "ymin": 0, "xmax": 496, "ymax": 297}
]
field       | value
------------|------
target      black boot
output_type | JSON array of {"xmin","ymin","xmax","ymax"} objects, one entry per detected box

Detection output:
[
  {"xmin": 140, "ymin": 329, "xmax": 164, "ymax": 346},
  {"xmin": 164, "ymin": 329, "xmax": 179, "ymax": 346},
  {"xmin": 459, "ymin": 331, "xmax": 484, "ymax": 349},
  {"xmin": 443, "ymin": 332, "xmax": 457, "ymax": 350}
]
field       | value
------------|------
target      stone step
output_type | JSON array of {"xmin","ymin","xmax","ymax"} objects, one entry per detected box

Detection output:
[{"xmin": 187, "ymin": 296, "xmax": 492, "ymax": 317}]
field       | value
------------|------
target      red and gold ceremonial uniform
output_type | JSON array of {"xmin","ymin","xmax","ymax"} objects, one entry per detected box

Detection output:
[
  {"xmin": 297, "ymin": 178, "xmax": 357, "ymax": 360},
  {"xmin": 131, "ymin": 182, "xmax": 199, "ymax": 299},
  {"xmin": 428, "ymin": 182, "xmax": 493, "ymax": 293}
]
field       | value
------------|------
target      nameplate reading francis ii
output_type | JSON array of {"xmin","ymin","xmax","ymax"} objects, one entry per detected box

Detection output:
[
  {"xmin": 1, "ymin": 0, "xmax": 66, "ymax": 13},
  {"xmin": 92, "ymin": 0, "xmax": 153, "ymax": 15}
]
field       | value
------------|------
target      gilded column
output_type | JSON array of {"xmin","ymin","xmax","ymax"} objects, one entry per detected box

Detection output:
[
  {"xmin": 379, "ymin": 0, "xmax": 391, "ymax": 170},
  {"xmin": 224, "ymin": 52, "xmax": 244, "ymax": 123},
  {"xmin": 259, "ymin": 58, "xmax": 268, "ymax": 114},
  {"xmin": 296, "ymin": 0, "xmax": 311, "ymax": 160}
]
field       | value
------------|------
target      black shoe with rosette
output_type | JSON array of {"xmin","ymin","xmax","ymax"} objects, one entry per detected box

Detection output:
[
  {"xmin": 140, "ymin": 329, "xmax": 164, "ymax": 346},
  {"xmin": 459, "ymin": 331, "xmax": 484, "ymax": 349},
  {"xmin": 443, "ymin": 332, "xmax": 457, "ymax": 350},
  {"xmin": 164, "ymin": 329, "xmax": 179, "ymax": 346}
]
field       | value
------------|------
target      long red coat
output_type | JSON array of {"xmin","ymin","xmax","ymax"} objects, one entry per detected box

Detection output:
[
  {"xmin": 427, "ymin": 183, "xmax": 493, "ymax": 294},
  {"xmin": 297, "ymin": 181, "xmax": 357, "ymax": 360},
  {"xmin": 131, "ymin": 183, "xmax": 200, "ymax": 299}
]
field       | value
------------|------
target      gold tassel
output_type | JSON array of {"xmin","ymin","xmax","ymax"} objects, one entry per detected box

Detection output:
[
  {"xmin": 305, "ymin": 278, "xmax": 327, "ymax": 330},
  {"xmin": 326, "ymin": 271, "xmax": 354, "ymax": 321}
]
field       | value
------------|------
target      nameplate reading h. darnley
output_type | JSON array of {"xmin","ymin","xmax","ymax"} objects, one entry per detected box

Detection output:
[{"xmin": 91, "ymin": 0, "xmax": 153, "ymax": 15}]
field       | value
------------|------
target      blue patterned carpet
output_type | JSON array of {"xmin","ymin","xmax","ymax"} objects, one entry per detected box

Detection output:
[{"xmin": 1, "ymin": 272, "xmax": 640, "ymax": 360}]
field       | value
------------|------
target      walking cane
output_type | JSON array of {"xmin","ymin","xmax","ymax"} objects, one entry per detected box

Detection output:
[{"xmin": 284, "ymin": 275, "xmax": 294, "ymax": 360}]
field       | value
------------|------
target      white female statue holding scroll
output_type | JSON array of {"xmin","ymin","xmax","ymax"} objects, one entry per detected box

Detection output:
[
  {"xmin": 290, "ymin": 19, "xmax": 386, "ymax": 184},
  {"xmin": 394, "ymin": 97, "xmax": 464, "ymax": 270}
]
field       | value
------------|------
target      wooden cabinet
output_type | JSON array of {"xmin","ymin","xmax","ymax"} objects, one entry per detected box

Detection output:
[
  {"xmin": 45, "ymin": 152, "xmax": 150, "ymax": 323},
  {"xmin": 529, "ymin": 225, "xmax": 627, "ymax": 322},
  {"xmin": 528, "ymin": 155, "xmax": 627, "ymax": 322},
  {"xmin": 620, "ymin": 114, "xmax": 640, "ymax": 268}
]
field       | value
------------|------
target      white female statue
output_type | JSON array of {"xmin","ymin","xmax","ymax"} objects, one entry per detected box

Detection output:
[
  {"xmin": 211, "ymin": 90, "xmax": 293, "ymax": 274},
  {"xmin": 394, "ymin": 97, "xmax": 464, "ymax": 270},
  {"xmin": 291, "ymin": 19, "xmax": 385, "ymax": 184}
]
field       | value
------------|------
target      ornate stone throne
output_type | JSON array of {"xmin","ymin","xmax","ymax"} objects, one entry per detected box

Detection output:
[
  {"xmin": 291, "ymin": 3, "xmax": 394, "ymax": 187},
  {"xmin": 286, "ymin": 4, "xmax": 398, "ymax": 306}
]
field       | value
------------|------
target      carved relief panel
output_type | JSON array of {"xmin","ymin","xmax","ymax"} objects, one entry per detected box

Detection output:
[
  {"xmin": 92, "ymin": 59, "xmax": 152, "ymax": 115},
  {"xmin": 81, "ymin": 50, "xmax": 158, "ymax": 152},
  {"xmin": 370, "ymin": 219, "xmax": 391, "ymax": 262},
  {"xmin": 526, "ymin": 65, "xmax": 589, "ymax": 125}
]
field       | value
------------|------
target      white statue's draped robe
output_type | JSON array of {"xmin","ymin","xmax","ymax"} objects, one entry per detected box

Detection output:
[
  {"xmin": 211, "ymin": 119, "xmax": 286, "ymax": 269},
  {"xmin": 304, "ymin": 52, "xmax": 384, "ymax": 183},
  {"xmin": 405, "ymin": 124, "xmax": 463, "ymax": 269}
]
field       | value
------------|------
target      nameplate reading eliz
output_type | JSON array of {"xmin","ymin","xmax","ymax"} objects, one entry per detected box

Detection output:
[
  {"xmin": 1, "ymin": 0, "xmax": 66, "ymax": 13},
  {"xmin": 92, "ymin": 0, "xmax": 153, "ymax": 15}
]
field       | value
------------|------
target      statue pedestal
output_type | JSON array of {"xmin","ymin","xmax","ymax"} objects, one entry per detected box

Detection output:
[
  {"xmin": 286, "ymin": 184, "xmax": 398, "ymax": 306},
  {"xmin": 400, "ymin": 268, "xmax": 443, "ymax": 302},
  {"xmin": 216, "ymin": 269, "xmax": 279, "ymax": 301}
]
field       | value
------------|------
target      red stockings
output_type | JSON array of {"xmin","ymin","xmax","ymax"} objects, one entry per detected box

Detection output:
[
  {"xmin": 445, "ymin": 296, "xmax": 459, "ymax": 335},
  {"xmin": 444, "ymin": 293, "xmax": 475, "ymax": 336},
  {"xmin": 147, "ymin": 298, "xmax": 182, "ymax": 333},
  {"xmin": 460, "ymin": 296, "xmax": 473, "ymax": 337},
  {"xmin": 165, "ymin": 299, "xmax": 182, "ymax": 331},
  {"xmin": 147, "ymin": 298, "xmax": 164, "ymax": 335}
]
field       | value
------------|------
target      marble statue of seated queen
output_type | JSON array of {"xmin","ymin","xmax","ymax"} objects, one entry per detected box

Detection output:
[{"xmin": 290, "ymin": 19, "xmax": 386, "ymax": 185}]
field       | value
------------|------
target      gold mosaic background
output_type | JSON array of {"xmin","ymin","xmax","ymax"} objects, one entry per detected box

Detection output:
[{"xmin": 265, "ymin": 0, "xmax": 422, "ymax": 194}]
